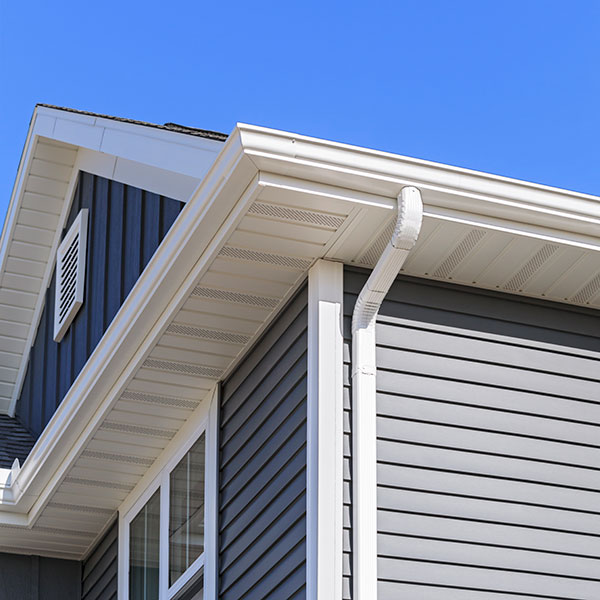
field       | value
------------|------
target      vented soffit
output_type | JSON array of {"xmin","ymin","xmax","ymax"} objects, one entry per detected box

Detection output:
[{"xmin": 1, "ymin": 118, "xmax": 599, "ymax": 558}]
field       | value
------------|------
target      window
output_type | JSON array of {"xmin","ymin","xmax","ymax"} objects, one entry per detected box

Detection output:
[
  {"xmin": 130, "ymin": 490, "xmax": 160, "ymax": 600},
  {"xmin": 169, "ymin": 433, "xmax": 205, "ymax": 587},
  {"xmin": 120, "ymin": 389, "xmax": 217, "ymax": 600}
]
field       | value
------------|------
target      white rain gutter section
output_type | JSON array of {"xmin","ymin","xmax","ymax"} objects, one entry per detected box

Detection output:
[{"xmin": 352, "ymin": 186, "xmax": 423, "ymax": 598}]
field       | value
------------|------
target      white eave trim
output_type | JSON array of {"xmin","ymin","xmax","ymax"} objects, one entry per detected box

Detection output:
[
  {"xmin": 1, "ymin": 106, "xmax": 227, "ymax": 416},
  {"xmin": 236, "ymin": 123, "xmax": 600, "ymax": 241},
  {"xmin": 1, "ymin": 119, "xmax": 599, "ymax": 527},
  {"xmin": 0, "ymin": 127, "xmax": 253, "ymax": 524},
  {"xmin": 34, "ymin": 105, "xmax": 225, "ymax": 178}
]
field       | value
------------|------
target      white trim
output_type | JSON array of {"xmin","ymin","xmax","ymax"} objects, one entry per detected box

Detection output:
[
  {"xmin": 0, "ymin": 130, "xmax": 254, "ymax": 523},
  {"xmin": 307, "ymin": 260, "xmax": 344, "ymax": 600},
  {"xmin": 118, "ymin": 384, "xmax": 218, "ymax": 600},
  {"xmin": 236, "ymin": 122, "xmax": 600, "ymax": 237},
  {"xmin": 8, "ymin": 139, "xmax": 202, "ymax": 416},
  {"xmin": 203, "ymin": 386, "xmax": 220, "ymax": 599},
  {"xmin": 8, "ymin": 154, "xmax": 81, "ymax": 416},
  {"xmin": 35, "ymin": 106, "xmax": 224, "ymax": 179},
  {"xmin": 74, "ymin": 147, "xmax": 202, "ymax": 203},
  {"xmin": 351, "ymin": 187, "xmax": 423, "ymax": 600},
  {"xmin": 0, "ymin": 117, "xmax": 40, "ymax": 304}
]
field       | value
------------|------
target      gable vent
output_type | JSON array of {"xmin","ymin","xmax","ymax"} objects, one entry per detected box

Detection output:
[{"xmin": 53, "ymin": 209, "xmax": 88, "ymax": 342}]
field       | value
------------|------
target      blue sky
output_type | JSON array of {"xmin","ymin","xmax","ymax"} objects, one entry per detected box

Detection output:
[{"xmin": 1, "ymin": 0, "xmax": 599, "ymax": 220}]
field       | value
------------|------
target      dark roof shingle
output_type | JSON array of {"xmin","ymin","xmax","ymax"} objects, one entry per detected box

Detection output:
[
  {"xmin": 36, "ymin": 104, "xmax": 228, "ymax": 142},
  {"xmin": 0, "ymin": 415, "xmax": 36, "ymax": 469}
]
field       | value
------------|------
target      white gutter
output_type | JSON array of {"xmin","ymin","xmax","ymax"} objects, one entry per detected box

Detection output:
[{"xmin": 351, "ymin": 186, "xmax": 423, "ymax": 598}]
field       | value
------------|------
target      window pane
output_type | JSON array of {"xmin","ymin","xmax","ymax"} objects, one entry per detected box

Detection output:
[
  {"xmin": 129, "ymin": 489, "xmax": 160, "ymax": 600},
  {"xmin": 169, "ymin": 433, "xmax": 205, "ymax": 586}
]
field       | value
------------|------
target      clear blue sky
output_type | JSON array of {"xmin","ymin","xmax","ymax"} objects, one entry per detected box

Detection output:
[{"xmin": 1, "ymin": 0, "xmax": 599, "ymax": 220}]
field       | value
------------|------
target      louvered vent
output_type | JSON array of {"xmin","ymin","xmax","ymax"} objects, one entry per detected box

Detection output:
[{"xmin": 53, "ymin": 209, "xmax": 88, "ymax": 342}]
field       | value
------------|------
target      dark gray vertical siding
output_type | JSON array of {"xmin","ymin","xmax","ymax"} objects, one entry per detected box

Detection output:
[
  {"xmin": 219, "ymin": 286, "xmax": 308, "ymax": 600},
  {"xmin": 0, "ymin": 552, "xmax": 80, "ymax": 600},
  {"xmin": 81, "ymin": 520, "xmax": 118, "ymax": 600},
  {"xmin": 16, "ymin": 172, "xmax": 183, "ymax": 437},
  {"xmin": 344, "ymin": 267, "xmax": 600, "ymax": 599}
]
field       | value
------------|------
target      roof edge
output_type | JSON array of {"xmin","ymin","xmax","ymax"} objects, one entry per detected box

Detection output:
[{"xmin": 36, "ymin": 103, "xmax": 228, "ymax": 141}]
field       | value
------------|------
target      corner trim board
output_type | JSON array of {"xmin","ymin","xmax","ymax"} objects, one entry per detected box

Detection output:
[{"xmin": 307, "ymin": 259, "xmax": 344, "ymax": 600}]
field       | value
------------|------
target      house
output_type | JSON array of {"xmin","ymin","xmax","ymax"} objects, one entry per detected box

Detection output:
[{"xmin": 0, "ymin": 103, "xmax": 598, "ymax": 600}]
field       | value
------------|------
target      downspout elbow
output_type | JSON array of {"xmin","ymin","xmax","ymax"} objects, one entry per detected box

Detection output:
[
  {"xmin": 352, "ymin": 186, "xmax": 423, "ymax": 335},
  {"xmin": 351, "ymin": 186, "xmax": 423, "ymax": 599}
]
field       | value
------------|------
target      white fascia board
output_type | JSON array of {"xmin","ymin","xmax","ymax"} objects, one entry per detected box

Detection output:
[
  {"xmin": 236, "ymin": 124, "xmax": 600, "ymax": 241},
  {"xmin": 74, "ymin": 147, "xmax": 202, "ymax": 202},
  {"xmin": 0, "ymin": 128, "xmax": 257, "ymax": 525},
  {"xmin": 34, "ymin": 105, "xmax": 224, "ymax": 180}
]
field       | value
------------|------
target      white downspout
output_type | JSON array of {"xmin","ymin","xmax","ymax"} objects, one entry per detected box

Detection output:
[{"xmin": 352, "ymin": 186, "xmax": 423, "ymax": 598}]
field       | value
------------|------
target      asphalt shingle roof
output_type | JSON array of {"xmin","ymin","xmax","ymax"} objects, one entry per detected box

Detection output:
[
  {"xmin": 36, "ymin": 104, "xmax": 229, "ymax": 142},
  {"xmin": 0, "ymin": 415, "xmax": 36, "ymax": 469}
]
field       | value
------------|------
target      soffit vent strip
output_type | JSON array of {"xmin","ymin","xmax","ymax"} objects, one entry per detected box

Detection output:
[
  {"xmin": 571, "ymin": 272, "xmax": 600, "ymax": 305},
  {"xmin": 433, "ymin": 229, "xmax": 486, "ymax": 279},
  {"xmin": 100, "ymin": 421, "xmax": 177, "ymax": 439},
  {"xmin": 191, "ymin": 286, "xmax": 280, "ymax": 309},
  {"xmin": 503, "ymin": 243, "xmax": 559, "ymax": 292},
  {"xmin": 218, "ymin": 245, "xmax": 312, "ymax": 270},
  {"xmin": 357, "ymin": 219, "xmax": 395, "ymax": 266},
  {"xmin": 46, "ymin": 502, "xmax": 115, "ymax": 516},
  {"xmin": 62, "ymin": 476, "xmax": 134, "ymax": 491},
  {"xmin": 142, "ymin": 358, "xmax": 223, "ymax": 379},
  {"xmin": 80, "ymin": 449, "xmax": 154, "ymax": 466},
  {"xmin": 120, "ymin": 390, "xmax": 200, "ymax": 410},
  {"xmin": 248, "ymin": 201, "xmax": 346, "ymax": 229},
  {"xmin": 166, "ymin": 323, "xmax": 250, "ymax": 345}
]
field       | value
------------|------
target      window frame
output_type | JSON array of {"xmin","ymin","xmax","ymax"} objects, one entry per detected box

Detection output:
[{"xmin": 119, "ymin": 385, "xmax": 219, "ymax": 600}]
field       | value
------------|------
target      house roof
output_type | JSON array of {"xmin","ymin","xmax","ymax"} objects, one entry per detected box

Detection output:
[
  {"xmin": 0, "ymin": 106, "xmax": 598, "ymax": 558},
  {"xmin": 0, "ymin": 415, "xmax": 35, "ymax": 469},
  {"xmin": 36, "ymin": 104, "xmax": 228, "ymax": 141}
]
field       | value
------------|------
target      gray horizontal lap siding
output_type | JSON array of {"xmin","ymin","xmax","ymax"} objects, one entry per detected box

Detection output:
[
  {"xmin": 219, "ymin": 286, "xmax": 307, "ymax": 600},
  {"xmin": 81, "ymin": 519, "xmax": 118, "ymax": 600},
  {"xmin": 16, "ymin": 172, "xmax": 183, "ymax": 437},
  {"xmin": 344, "ymin": 267, "xmax": 600, "ymax": 600}
]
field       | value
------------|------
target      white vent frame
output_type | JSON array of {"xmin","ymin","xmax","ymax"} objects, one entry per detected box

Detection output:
[{"xmin": 53, "ymin": 209, "xmax": 88, "ymax": 342}]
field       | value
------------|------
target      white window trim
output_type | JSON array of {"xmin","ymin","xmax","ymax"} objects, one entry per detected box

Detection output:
[{"xmin": 119, "ymin": 384, "xmax": 220, "ymax": 600}]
